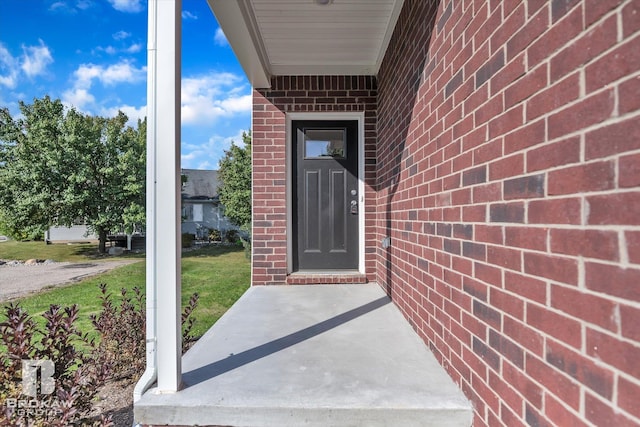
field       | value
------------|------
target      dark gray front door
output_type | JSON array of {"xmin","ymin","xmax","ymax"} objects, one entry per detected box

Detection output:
[{"xmin": 292, "ymin": 120, "xmax": 359, "ymax": 271}]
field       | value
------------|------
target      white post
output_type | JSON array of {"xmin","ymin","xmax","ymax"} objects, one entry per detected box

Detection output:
[{"xmin": 150, "ymin": 0, "xmax": 182, "ymax": 393}]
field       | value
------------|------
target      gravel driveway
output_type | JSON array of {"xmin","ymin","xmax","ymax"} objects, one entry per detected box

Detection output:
[{"xmin": 0, "ymin": 259, "xmax": 139, "ymax": 301}]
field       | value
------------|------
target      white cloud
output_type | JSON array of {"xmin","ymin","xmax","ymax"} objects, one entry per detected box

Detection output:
[
  {"xmin": 102, "ymin": 62, "xmax": 145, "ymax": 84},
  {"xmin": 124, "ymin": 43, "xmax": 142, "ymax": 53},
  {"xmin": 0, "ymin": 40, "xmax": 54, "ymax": 87},
  {"xmin": 113, "ymin": 30, "xmax": 131, "ymax": 40},
  {"xmin": 0, "ymin": 44, "xmax": 19, "ymax": 88},
  {"xmin": 49, "ymin": 0, "xmax": 93, "ymax": 13},
  {"xmin": 49, "ymin": 1, "xmax": 69, "ymax": 12},
  {"xmin": 63, "ymin": 60, "xmax": 145, "ymax": 110},
  {"xmin": 74, "ymin": 64, "xmax": 101, "ymax": 88},
  {"xmin": 196, "ymin": 160, "xmax": 216, "ymax": 170},
  {"xmin": 108, "ymin": 0, "xmax": 143, "ymax": 13},
  {"xmin": 20, "ymin": 40, "xmax": 53, "ymax": 78},
  {"xmin": 96, "ymin": 42, "xmax": 141, "ymax": 55},
  {"xmin": 73, "ymin": 61, "xmax": 145, "ymax": 88},
  {"xmin": 181, "ymin": 73, "xmax": 251, "ymax": 125},
  {"xmin": 219, "ymin": 95, "xmax": 252, "ymax": 113},
  {"xmin": 101, "ymin": 104, "xmax": 146, "ymax": 126},
  {"xmin": 214, "ymin": 28, "xmax": 228, "ymax": 47},
  {"xmin": 181, "ymin": 131, "xmax": 246, "ymax": 170},
  {"xmin": 182, "ymin": 10, "xmax": 198, "ymax": 20},
  {"xmin": 75, "ymin": 0, "xmax": 92, "ymax": 10},
  {"xmin": 62, "ymin": 88, "xmax": 95, "ymax": 109}
]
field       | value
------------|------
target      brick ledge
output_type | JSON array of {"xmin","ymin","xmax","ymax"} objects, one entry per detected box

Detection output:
[{"xmin": 286, "ymin": 272, "xmax": 368, "ymax": 285}]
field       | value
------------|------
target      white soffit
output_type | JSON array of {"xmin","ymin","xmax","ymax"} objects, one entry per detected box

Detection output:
[{"xmin": 208, "ymin": 0, "xmax": 405, "ymax": 88}]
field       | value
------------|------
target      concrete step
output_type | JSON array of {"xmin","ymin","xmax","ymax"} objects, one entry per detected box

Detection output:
[{"xmin": 135, "ymin": 284, "xmax": 472, "ymax": 426}]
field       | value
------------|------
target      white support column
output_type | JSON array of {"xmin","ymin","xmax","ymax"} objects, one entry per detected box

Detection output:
[{"xmin": 148, "ymin": 0, "xmax": 182, "ymax": 393}]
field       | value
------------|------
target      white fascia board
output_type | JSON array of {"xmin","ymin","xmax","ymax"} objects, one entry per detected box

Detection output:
[
  {"xmin": 374, "ymin": 0, "xmax": 405, "ymax": 74},
  {"xmin": 270, "ymin": 63, "xmax": 377, "ymax": 77},
  {"xmin": 207, "ymin": 0, "xmax": 271, "ymax": 88}
]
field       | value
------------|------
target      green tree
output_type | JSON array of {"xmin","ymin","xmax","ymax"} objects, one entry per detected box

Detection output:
[
  {"xmin": 217, "ymin": 131, "xmax": 251, "ymax": 231},
  {"xmin": 0, "ymin": 96, "xmax": 146, "ymax": 252},
  {"xmin": 0, "ymin": 96, "xmax": 67, "ymax": 240}
]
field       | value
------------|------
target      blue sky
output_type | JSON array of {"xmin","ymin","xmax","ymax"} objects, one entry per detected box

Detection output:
[{"xmin": 0, "ymin": 0, "xmax": 251, "ymax": 170}]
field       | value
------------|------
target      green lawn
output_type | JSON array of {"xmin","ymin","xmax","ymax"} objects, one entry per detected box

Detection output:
[
  {"xmin": 1, "ymin": 244, "xmax": 250, "ymax": 340},
  {"xmin": 0, "ymin": 240, "xmax": 143, "ymax": 262}
]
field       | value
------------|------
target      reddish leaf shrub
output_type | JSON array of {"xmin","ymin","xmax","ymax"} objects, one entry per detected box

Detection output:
[{"xmin": 0, "ymin": 283, "xmax": 199, "ymax": 426}]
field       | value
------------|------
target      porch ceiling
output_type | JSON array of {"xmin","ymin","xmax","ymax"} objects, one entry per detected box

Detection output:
[{"xmin": 207, "ymin": 0, "xmax": 405, "ymax": 88}]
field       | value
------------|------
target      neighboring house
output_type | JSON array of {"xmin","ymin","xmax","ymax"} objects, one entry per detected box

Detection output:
[
  {"xmin": 138, "ymin": 1, "xmax": 640, "ymax": 427},
  {"xmin": 45, "ymin": 225, "xmax": 98, "ymax": 243},
  {"xmin": 181, "ymin": 168, "xmax": 238, "ymax": 239},
  {"xmin": 45, "ymin": 225, "xmax": 146, "ymax": 251}
]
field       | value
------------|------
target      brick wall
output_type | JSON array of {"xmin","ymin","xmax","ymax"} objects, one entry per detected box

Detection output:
[
  {"xmin": 252, "ymin": 76, "xmax": 377, "ymax": 285},
  {"xmin": 376, "ymin": 0, "xmax": 640, "ymax": 426}
]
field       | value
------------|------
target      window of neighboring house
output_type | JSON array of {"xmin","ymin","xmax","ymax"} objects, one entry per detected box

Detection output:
[
  {"xmin": 193, "ymin": 204, "xmax": 204, "ymax": 222},
  {"xmin": 182, "ymin": 204, "xmax": 193, "ymax": 220},
  {"xmin": 182, "ymin": 203, "xmax": 204, "ymax": 222}
]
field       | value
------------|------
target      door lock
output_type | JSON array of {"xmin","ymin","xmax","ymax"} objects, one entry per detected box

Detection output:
[{"xmin": 350, "ymin": 200, "xmax": 358, "ymax": 214}]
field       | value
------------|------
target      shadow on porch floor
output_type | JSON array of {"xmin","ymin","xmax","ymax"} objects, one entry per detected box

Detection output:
[{"xmin": 134, "ymin": 284, "xmax": 472, "ymax": 427}]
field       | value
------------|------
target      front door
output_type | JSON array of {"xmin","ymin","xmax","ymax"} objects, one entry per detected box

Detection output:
[{"xmin": 292, "ymin": 120, "xmax": 359, "ymax": 271}]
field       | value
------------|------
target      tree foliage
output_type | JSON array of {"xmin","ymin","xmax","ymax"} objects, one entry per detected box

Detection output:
[
  {"xmin": 0, "ymin": 96, "xmax": 145, "ymax": 252},
  {"xmin": 217, "ymin": 131, "xmax": 251, "ymax": 231}
]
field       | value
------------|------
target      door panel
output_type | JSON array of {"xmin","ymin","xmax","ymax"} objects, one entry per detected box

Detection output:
[
  {"xmin": 303, "ymin": 169, "xmax": 321, "ymax": 252},
  {"xmin": 329, "ymin": 169, "xmax": 347, "ymax": 253},
  {"xmin": 293, "ymin": 120, "xmax": 359, "ymax": 270}
]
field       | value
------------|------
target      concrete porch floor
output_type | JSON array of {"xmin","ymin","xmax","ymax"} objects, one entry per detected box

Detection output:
[{"xmin": 134, "ymin": 284, "xmax": 472, "ymax": 426}]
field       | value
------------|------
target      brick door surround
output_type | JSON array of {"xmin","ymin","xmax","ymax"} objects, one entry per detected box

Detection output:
[{"xmin": 252, "ymin": 76, "xmax": 378, "ymax": 286}]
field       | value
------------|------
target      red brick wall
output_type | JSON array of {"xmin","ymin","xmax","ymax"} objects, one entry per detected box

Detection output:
[
  {"xmin": 252, "ymin": 76, "xmax": 377, "ymax": 285},
  {"xmin": 376, "ymin": 0, "xmax": 640, "ymax": 426}
]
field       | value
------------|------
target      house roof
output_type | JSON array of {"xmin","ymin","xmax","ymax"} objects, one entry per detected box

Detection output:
[
  {"xmin": 207, "ymin": 0, "xmax": 405, "ymax": 88},
  {"xmin": 181, "ymin": 169, "xmax": 220, "ymax": 200}
]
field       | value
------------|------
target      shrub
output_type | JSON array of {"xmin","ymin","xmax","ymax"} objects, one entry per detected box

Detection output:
[
  {"xmin": 0, "ymin": 284, "xmax": 199, "ymax": 426},
  {"xmin": 181, "ymin": 292, "xmax": 200, "ymax": 352},
  {"xmin": 181, "ymin": 233, "xmax": 194, "ymax": 248},
  {"xmin": 91, "ymin": 284, "xmax": 199, "ymax": 378},
  {"xmin": 208, "ymin": 229, "xmax": 222, "ymax": 242},
  {"xmin": 0, "ymin": 303, "xmax": 109, "ymax": 426},
  {"xmin": 225, "ymin": 229, "xmax": 239, "ymax": 244},
  {"xmin": 90, "ymin": 284, "xmax": 145, "ymax": 380}
]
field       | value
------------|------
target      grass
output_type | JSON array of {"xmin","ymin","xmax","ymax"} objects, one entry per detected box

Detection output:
[
  {"xmin": 1, "ymin": 243, "xmax": 250, "ymax": 341},
  {"xmin": 0, "ymin": 240, "xmax": 143, "ymax": 262}
]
